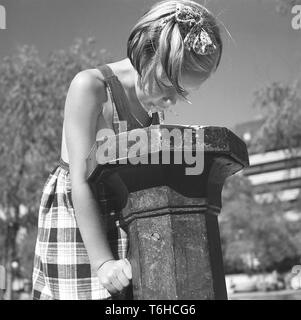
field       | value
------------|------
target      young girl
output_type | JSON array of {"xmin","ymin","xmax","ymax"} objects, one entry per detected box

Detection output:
[{"xmin": 32, "ymin": 0, "xmax": 223, "ymax": 300}]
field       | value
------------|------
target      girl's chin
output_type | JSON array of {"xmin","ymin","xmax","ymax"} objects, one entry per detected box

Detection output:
[
  {"xmin": 151, "ymin": 105, "xmax": 168, "ymax": 113},
  {"xmin": 144, "ymin": 101, "xmax": 167, "ymax": 113},
  {"xmin": 145, "ymin": 103, "xmax": 156, "ymax": 113},
  {"xmin": 150, "ymin": 106, "xmax": 161, "ymax": 113}
]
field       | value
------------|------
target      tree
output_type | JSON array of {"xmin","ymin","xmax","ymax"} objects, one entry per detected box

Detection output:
[
  {"xmin": 0, "ymin": 37, "xmax": 112, "ymax": 299},
  {"xmin": 251, "ymin": 81, "xmax": 301, "ymax": 154},
  {"xmin": 220, "ymin": 174, "xmax": 258, "ymax": 273},
  {"xmin": 221, "ymin": 173, "xmax": 300, "ymax": 274}
]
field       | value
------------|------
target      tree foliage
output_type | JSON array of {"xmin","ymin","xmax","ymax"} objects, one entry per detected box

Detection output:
[
  {"xmin": 221, "ymin": 174, "xmax": 301, "ymax": 274},
  {"xmin": 0, "ymin": 37, "xmax": 112, "ymax": 222},
  {"xmin": 251, "ymin": 81, "xmax": 301, "ymax": 154}
]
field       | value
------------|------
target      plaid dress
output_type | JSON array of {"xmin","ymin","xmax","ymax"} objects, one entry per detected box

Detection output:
[{"xmin": 32, "ymin": 64, "xmax": 162, "ymax": 300}]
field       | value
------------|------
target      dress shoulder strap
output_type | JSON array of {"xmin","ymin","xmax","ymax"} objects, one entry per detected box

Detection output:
[
  {"xmin": 95, "ymin": 64, "xmax": 125, "ymax": 133},
  {"xmin": 96, "ymin": 64, "xmax": 116, "ymax": 80},
  {"xmin": 95, "ymin": 64, "xmax": 163, "ymax": 131}
]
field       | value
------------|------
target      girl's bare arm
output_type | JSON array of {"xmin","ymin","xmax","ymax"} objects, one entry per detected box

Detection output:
[
  {"xmin": 64, "ymin": 70, "xmax": 132, "ymax": 294},
  {"xmin": 64, "ymin": 70, "xmax": 115, "ymax": 272}
]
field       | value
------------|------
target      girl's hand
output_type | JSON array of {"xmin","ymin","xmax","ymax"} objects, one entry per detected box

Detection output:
[{"xmin": 97, "ymin": 258, "xmax": 132, "ymax": 295}]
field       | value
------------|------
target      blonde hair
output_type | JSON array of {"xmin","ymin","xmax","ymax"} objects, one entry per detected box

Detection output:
[{"xmin": 127, "ymin": 0, "xmax": 223, "ymax": 98}]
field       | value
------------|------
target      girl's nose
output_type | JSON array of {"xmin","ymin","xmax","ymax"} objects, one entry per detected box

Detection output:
[{"xmin": 163, "ymin": 97, "xmax": 176, "ymax": 107}]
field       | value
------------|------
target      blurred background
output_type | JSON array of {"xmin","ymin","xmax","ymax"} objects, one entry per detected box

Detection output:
[{"xmin": 0, "ymin": 0, "xmax": 301, "ymax": 300}]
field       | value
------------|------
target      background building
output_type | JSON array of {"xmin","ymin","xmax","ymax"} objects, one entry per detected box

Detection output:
[{"xmin": 234, "ymin": 119, "xmax": 301, "ymax": 221}]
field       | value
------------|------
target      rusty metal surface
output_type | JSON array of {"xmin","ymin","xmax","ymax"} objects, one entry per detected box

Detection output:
[
  {"xmin": 86, "ymin": 125, "xmax": 249, "ymax": 181},
  {"xmin": 86, "ymin": 126, "xmax": 249, "ymax": 212}
]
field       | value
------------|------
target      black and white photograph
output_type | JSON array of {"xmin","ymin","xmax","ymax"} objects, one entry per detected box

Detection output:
[{"xmin": 0, "ymin": 0, "xmax": 301, "ymax": 303}]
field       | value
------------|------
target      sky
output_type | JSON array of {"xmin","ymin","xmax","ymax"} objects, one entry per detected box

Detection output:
[{"xmin": 1, "ymin": 0, "xmax": 301, "ymax": 130}]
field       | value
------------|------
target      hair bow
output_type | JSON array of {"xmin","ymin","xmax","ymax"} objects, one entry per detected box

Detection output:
[{"xmin": 161, "ymin": 3, "xmax": 218, "ymax": 56}]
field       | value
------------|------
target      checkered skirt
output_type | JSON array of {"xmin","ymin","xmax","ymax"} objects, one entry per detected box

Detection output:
[{"xmin": 32, "ymin": 163, "xmax": 128, "ymax": 300}]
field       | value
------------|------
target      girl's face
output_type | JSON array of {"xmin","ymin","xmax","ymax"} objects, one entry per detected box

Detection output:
[{"xmin": 134, "ymin": 66, "xmax": 205, "ymax": 113}]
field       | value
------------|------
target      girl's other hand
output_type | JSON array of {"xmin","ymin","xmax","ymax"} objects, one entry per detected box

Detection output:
[{"xmin": 97, "ymin": 258, "xmax": 132, "ymax": 295}]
